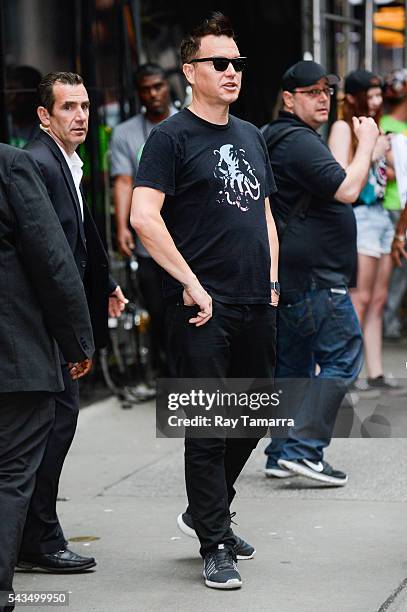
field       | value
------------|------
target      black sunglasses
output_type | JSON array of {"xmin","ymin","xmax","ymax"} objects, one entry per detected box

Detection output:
[{"xmin": 190, "ymin": 56, "xmax": 247, "ymax": 72}]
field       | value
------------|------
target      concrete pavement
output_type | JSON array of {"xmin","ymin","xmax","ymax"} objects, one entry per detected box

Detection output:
[{"xmin": 14, "ymin": 340, "xmax": 407, "ymax": 612}]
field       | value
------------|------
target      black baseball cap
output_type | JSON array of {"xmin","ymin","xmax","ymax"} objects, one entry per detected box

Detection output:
[
  {"xmin": 282, "ymin": 60, "xmax": 339, "ymax": 92},
  {"xmin": 344, "ymin": 70, "xmax": 381, "ymax": 94}
]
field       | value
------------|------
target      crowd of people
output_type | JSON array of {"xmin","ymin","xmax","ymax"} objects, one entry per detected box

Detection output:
[{"xmin": 1, "ymin": 10, "xmax": 407, "ymax": 607}]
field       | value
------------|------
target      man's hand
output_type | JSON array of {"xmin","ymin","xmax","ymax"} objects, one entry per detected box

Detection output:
[
  {"xmin": 109, "ymin": 285, "xmax": 129, "ymax": 317},
  {"xmin": 391, "ymin": 236, "xmax": 407, "ymax": 267},
  {"xmin": 270, "ymin": 289, "xmax": 279, "ymax": 307},
  {"xmin": 68, "ymin": 359, "xmax": 92, "ymax": 380},
  {"xmin": 183, "ymin": 279, "xmax": 212, "ymax": 326},
  {"xmin": 117, "ymin": 227, "xmax": 135, "ymax": 258},
  {"xmin": 352, "ymin": 116, "xmax": 379, "ymax": 149}
]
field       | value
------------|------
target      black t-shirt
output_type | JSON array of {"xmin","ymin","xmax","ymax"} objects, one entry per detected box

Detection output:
[
  {"xmin": 135, "ymin": 109, "xmax": 277, "ymax": 303},
  {"xmin": 265, "ymin": 111, "xmax": 356, "ymax": 292}
]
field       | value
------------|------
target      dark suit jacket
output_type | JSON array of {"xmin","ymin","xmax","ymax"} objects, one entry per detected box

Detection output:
[
  {"xmin": 0, "ymin": 144, "xmax": 94, "ymax": 393},
  {"xmin": 25, "ymin": 131, "xmax": 115, "ymax": 349}
]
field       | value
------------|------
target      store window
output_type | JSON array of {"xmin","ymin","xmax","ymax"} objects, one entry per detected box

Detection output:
[
  {"xmin": 372, "ymin": 1, "xmax": 406, "ymax": 74},
  {"xmin": 306, "ymin": 0, "xmax": 407, "ymax": 77}
]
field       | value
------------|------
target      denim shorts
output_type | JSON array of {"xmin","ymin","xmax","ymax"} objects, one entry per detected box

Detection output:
[{"xmin": 354, "ymin": 203, "xmax": 394, "ymax": 258}]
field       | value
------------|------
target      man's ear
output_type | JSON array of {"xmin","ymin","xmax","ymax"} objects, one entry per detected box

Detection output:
[
  {"xmin": 282, "ymin": 90, "xmax": 294, "ymax": 111},
  {"xmin": 346, "ymin": 93, "xmax": 356, "ymax": 105},
  {"xmin": 37, "ymin": 105, "xmax": 50, "ymax": 127},
  {"xmin": 182, "ymin": 63, "xmax": 195, "ymax": 86}
]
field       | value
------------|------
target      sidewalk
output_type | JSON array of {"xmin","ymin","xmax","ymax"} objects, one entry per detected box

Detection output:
[{"xmin": 14, "ymin": 341, "xmax": 407, "ymax": 612}]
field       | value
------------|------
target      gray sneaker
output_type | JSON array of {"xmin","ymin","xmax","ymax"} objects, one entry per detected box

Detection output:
[
  {"xmin": 203, "ymin": 545, "xmax": 242, "ymax": 589},
  {"xmin": 351, "ymin": 379, "xmax": 381, "ymax": 399},
  {"xmin": 177, "ymin": 512, "xmax": 255, "ymax": 559}
]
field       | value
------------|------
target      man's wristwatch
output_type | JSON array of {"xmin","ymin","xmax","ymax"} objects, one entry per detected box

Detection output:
[{"xmin": 270, "ymin": 281, "xmax": 280, "ymax": 295}]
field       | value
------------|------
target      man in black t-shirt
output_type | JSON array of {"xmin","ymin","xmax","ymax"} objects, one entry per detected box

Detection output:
[
  {"xmin": 263, "ymin": 61, "xmax": 379, "ymax": 486},
  {"xmin": 131, "ymin": 13, "xmax": 279, "ymax": 590}
]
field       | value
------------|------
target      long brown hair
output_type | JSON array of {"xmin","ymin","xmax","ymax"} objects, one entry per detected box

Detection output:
[{"xmin": 341, "ymin": 84, "xmax": 382, "ymax": 154}]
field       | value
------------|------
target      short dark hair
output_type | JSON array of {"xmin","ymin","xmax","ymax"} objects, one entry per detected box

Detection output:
[
  {"xmin": 180, "ymin": 12, "xmax": 235, "ymax": 64},
  {"xmin": 38, "ymin": 72, "xmax": 84, "ymax": 113},
  {"xmin": 135, "ymin": 63, "xmax": 166, "ymax": 87}
]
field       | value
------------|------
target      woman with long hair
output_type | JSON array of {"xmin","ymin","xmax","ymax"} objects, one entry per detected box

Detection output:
[{"xmin": 328, "ymin": 70, "xmax": 395, "ymax": 393}]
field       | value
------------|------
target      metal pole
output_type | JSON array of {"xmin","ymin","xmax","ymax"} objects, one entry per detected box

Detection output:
[
  {"xmin": 313, "ymin": 0, "xmax": 321, "ymax": 63},
  {"xmin": 301, "ymin": 0, "xmax": 312, "ymax": 59},
  {"xmin": 80, "ymin": 0, "xmax": 105, "ymax": 237},
  {"xmin": 129, "ymin": 0, "xmax": 143, "ymax": 64},
  {"xmin": 119, "ymin": 0, "xmax": 135, "ymax": 118},
  {"xmin": 343, "ymin": 1, "xmax": 351, "ymax": 79},
  {"xmin": 117, "ymin": 0, "xmax": 128, "ymax": 122},
  {"xmin": 365, "ymin": 0, "xmax": 373, "ymax": 70}
]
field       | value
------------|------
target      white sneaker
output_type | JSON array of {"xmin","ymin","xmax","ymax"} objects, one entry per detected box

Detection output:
[{"xmin": 264, "ymin": 466, "xmax": 297, "ymax": 478}]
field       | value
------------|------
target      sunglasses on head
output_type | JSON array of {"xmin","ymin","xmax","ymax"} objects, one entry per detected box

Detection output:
[{"xmin": 190, "ymin": 56, "xmax": 247, "ymax": 72}]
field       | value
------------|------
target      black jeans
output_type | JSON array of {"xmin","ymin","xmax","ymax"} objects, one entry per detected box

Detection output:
[
  {"xmin": 0, "ymin": 392, "xmax": 55, "ymax": 612},
  {"xmin": 166, "ymin": 299, "xmax": 276, "ymax": 557},
  {"xmin": 19, "ymin": 365, "xmax": 79, "ymax": 556}
]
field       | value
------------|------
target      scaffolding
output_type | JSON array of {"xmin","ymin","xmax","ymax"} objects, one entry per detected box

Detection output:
[{"xmin": 303, "ymin": 0, "xmax": 407, "ymax": 75}]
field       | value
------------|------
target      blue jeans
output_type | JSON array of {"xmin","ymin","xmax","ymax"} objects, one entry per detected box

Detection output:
[{"xmin": 265, "ymin": 286, "xmax": 363, "ymax": 466}]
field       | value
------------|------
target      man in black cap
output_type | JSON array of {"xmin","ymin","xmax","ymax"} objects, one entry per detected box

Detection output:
[{"xmin": 263, "ymin": 60, "xmax": 379, "ymax": 485}]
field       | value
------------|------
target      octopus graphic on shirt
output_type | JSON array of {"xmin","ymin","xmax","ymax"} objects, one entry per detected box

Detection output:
[{"xmin": 213, "ymin": 144, "xmax": 261, "ymax": 212}]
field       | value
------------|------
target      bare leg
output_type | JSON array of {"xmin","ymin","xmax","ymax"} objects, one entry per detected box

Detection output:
[
  {"xmin": 363, "ymin": 254, "xmax": 393, "ymax": 378},
  {"xmin": 350, "ymin": 254, "xmax": 378, "ymax": 325}
]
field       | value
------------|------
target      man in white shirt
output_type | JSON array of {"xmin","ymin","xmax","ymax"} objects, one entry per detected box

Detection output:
[
  {"xmin": 21, "ymin": 72, "xmax": 127, "ymax": 573},
  {"xmin": 110, "ymin": 64, "xmax": 177, "ymax": 377}
]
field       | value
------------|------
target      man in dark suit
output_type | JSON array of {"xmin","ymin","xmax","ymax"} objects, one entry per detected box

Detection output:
[
  {"xmin": 0, "ymin": 143, "xmax": 94, "ymax": 612},
  {"xmin": 18, "ymin": 72, "xmax": 127, "ymax": 573}
]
